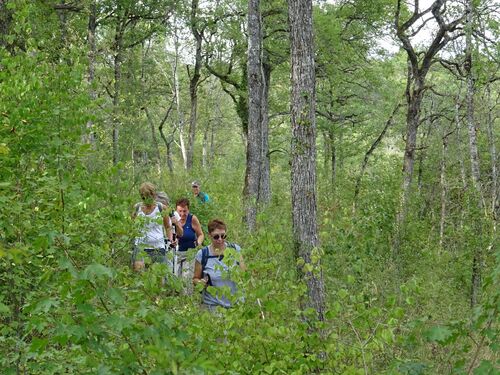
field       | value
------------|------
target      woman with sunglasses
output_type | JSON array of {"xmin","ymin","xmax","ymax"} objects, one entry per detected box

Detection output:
[{"xmin": 193, "ymin": 219, "xmax": 246, "ymax": 309}]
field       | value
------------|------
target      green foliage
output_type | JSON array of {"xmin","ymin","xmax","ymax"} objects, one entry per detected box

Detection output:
[{"xmin": 1, "ymin": 0, "xmax": 498, "ymax": 373}]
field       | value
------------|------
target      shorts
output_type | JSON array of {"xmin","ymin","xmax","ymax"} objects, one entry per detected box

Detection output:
[{"xmin": 132, "ymin": 246, "xmax": 170, "ymax": 266}]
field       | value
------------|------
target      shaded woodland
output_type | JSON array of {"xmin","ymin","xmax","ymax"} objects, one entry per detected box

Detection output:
[{"xmin": 0, "ymin": 0, "xmax": 498, "ymax": 373}]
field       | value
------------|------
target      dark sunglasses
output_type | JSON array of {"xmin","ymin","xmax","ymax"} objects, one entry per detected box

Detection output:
[{"xmin": 212, "ymin": 233, "xmax": 227, "ymax": 240}]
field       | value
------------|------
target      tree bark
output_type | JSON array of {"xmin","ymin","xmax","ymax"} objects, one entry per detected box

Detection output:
[
  {"xmin": 186, "ymin": 0, "xmax": 203, "ymax": 170},
  {"xmin": 288, "ymin": 0, "xmax": 325, "ymax": 322},
  {"xmin": 485, "ymin": 85, "xmax": 498, "ymax": 225},
  {"xmin": 455, "ymin": 96, "xmax": 468, "ymax": 191},
  {"xmin": 172, "ymin": 29, "xmax": 187, "ymax": 169},
  {"xmin": 395, "ymin": 59, "xmax": 425, "ymax": 243},
  {"xmin": 465, "ymin": 0, "xmax": 482, "ymax": 308},
  {"xmin": 258, "ymin": 61, "xmax": 271, "ymax": 204},
  {"xmin": 244, "ymin": 0, "xmax": 264, "ymax": 230},
  {"xmin": 112, "ymin": 26, "xmax": 123, "ymax": 165}
]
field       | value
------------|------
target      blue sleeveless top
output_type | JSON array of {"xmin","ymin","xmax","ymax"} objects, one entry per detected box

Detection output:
[{"xmin": 178, "ymin": 213, "xmax": 197, "ymax": 252}]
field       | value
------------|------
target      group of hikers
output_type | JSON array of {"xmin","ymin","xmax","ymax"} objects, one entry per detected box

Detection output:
[{"xmin": 131, "ymin": 181, "xmax": 246, "ymax": 310}]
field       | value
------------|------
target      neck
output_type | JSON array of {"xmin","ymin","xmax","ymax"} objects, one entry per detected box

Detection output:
[{"xmin": 210, "ymin": 244, "xmax": 225, "ymax": 254}]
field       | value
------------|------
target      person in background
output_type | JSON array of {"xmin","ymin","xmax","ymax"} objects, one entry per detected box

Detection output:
[
  {"xmin": 192, "ymin": 219, "xmax": 246, "ymax": 309},
  {"xmin": 156, "ymin": 190, "xmax": 182, "ymax": 247},
  {"xmin": 131, "ymin": 183, "xmax": 182, "ymax": 271},
  {"xmin": 191, "ymin": 180, "xmax": 210, "ymax": 203},
  {"xmin": 175, "ymin": 198, "xmax": 204, "ymax": 276}
]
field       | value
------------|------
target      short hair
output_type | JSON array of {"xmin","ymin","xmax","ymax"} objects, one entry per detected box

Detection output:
[
  {"xmin": 139, "ymin": 182, "xmax": 156, "ymax": 200},
  {"xmin": 175, "ymin": 198, "xmax": 190, "ymax": 209},
  {"xmin": 208, "ymin": 219, "xmax": 226, "ymax": 234}
]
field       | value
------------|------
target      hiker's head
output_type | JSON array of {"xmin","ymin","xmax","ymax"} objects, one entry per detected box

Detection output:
[
  {"xmin": 175, "ymin": 198, "xmax": 190, "ymax": 219},
  {"xmin": 208, "ymin": 219, "xmax": 227, "ymax": 248},
  {"xmin": 191, "ymin": 180, "xmax": 200, "ymax": 195},
  {"xmin": 139, "ymin": 182, "xmax": 156, "ymax": 204},
  {"xmin": 156, "ymin": 191, "xmax": 169, "ymax": 206}
]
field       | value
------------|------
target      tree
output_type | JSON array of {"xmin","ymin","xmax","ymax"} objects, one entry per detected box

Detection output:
[
  {"xmin": 288, "ymin": 0, "xmax": 325, "ymax": 321},
  {"xmin": 186, "ymin": 0, "xmax": 205, "ymax": 170},
  {"xmin": 394, "ymin": 0, "xmax": 464, "ymax": 251}
]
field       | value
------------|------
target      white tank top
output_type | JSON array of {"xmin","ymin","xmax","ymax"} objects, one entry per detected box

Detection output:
[{"xmin": 135, "ymin": 205, "xmax": 165, "ymax": 249}]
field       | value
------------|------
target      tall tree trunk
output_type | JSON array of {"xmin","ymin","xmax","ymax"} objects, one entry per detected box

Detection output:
[
  {"xmin": 112, "ymin": 33, "xmax": 123, "ymax": 165},
  {"xmin": 456, "ymin": 96, "xmax": 468, "ymax": 191},
  {"xmin": 186, "ymin": 0, "xmax": 203, "ymax": 170},
  {"xmin": 395, "ymin": 60, "xmax": 425, "ymax": 249},
  {"xmin": 485, "ymin": 85, "xmax": 497, "ymax": 226},
  {"xmin": 394, "ymin": 0, "xmax": 463, "ymax": 253},
  {"xmin": 85, "ymin": 0, "xmax": 97, "ymax": 144},
  {"xmin": 417, "ymin": 105, "xmax": 434, "ymax": 193},
  {"xmin": 244, "ymin": 0, "xmax": 262, "ymax": 230},
  {"xmin": 465, "ymin": 0, "xmax": 483, "ymax": 308},
  {"xmin": 288, "ymin": 0, "xmax": 325, "ymax": 322},
  {"xmin": 258, "ymin": 61, "xmax": 271, "ymax": 204},
  {"xmin": 172, "ymin": 31, "xmax": 187, "ymax": 169},
  {"xmin": 329, "ymin": 128, "xmax": 337, "ymax": 189},
  {"xmin": 244, "ymin": 0, "xmax": 264, "ymax": 230}
]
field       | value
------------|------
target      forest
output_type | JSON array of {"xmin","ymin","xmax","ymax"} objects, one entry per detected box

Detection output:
[{"xmin": 0, "ymin": 0, "xmax": 498, "ymax": 373}]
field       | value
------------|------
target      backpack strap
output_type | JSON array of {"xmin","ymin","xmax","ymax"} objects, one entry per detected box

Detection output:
[
  {"xmin": 201, "ymin": 246, "xmax": 210, "ymax": 273},
  {"xmin": 201, "ymin": 246, "xmax": 225, "ymax": 273}
]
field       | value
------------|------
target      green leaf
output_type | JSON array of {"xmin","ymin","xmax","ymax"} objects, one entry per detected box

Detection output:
[
  {"xmin": 0, "ymin": 302, "xmax": 11, "ymax": 316},
  {"xmin": 473, "ymin": 360, "xmax": 496, "ymax": 375},
  {"xmin": 29, "ymin": 338, "xmax": 48, "ymax": 353},
  {"xmin": 81, "ymin": 263, "xmax": 114, "ymax": 281},
  {"xmin": 424, "ymin": 325, "xmax": 453, "ymax": 345}
]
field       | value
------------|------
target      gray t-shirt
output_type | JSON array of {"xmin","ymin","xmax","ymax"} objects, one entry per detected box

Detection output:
[{"xmin": 195, "ymin": 243, "xmax": 242, "ymax": 308}]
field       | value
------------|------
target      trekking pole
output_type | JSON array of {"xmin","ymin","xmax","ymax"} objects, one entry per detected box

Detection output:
[{"xmin": 170, "ymin": 211, "xmax": 178, "ymax": 276}]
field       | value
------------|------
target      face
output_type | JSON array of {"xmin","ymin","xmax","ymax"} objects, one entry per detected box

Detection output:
[
  {"xmin": 176, "ymin": 205, "xmax": 189, "ymax": 219},
  {"xmin": 210, "ymin": 228, "xmax": 227, "ymax": 249},
  {"xmin": 141, "ymin": 194, "xmax": 155, "ymax": 205},
  {"xmin": 192, "ymin": 185, "xmax": 200, "ymax": 195}
]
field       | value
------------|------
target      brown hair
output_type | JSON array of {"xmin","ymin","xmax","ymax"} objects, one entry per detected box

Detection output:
[
  {"xmin": 175, "ymin": 197, "xmax": 190, "ymax": 209},
  {"xmin": 208, "ymin": 219, "xmax": 226, "ymax": 234},
  {"xmin": 139, "ymin": 182, "xmax": 156, "ymax": 200}
]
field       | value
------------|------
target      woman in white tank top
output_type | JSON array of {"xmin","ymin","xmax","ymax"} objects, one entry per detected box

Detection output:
[{"xmin": 131, "ymin": 182, "xmax": 181, "ymax": 271}]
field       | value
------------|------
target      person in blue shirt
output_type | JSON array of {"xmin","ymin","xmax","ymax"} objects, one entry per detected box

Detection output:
[
  {"xmin": 191, "ymin": 180, "xmax": 209, "ymax": 203},
  {"xmin": 174, "ymin": 198, "xmax": 204, "ymax": 277}
]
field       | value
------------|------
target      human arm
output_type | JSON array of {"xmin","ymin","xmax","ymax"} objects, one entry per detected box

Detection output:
[
  {"xmin": 161, "ymin": 204, "xmax": 173, "ymax": 242},
  {"xmin": 238, "ymin": 254, "xmax": 247, "ymax": 271},
  {"xmin": 131, "ymin": 203, "xmax": 140, "ymax": 220},
  {"xmin": 170, "ymin": 210, "xmax": 183, "ymax": 238},
  {"xmin": 193, "ymin": 260, "xmax": 208, "ymax": 286},
  {"xmin": 191, "ymin": 215, "xmax": 205, "ymax": 246}
]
